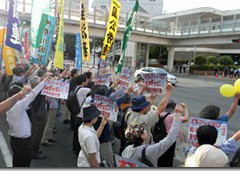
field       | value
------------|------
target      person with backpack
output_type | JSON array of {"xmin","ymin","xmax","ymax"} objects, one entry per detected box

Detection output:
[
  {"xmin": 121, "ymin": 104, "xmax": 183, "ymax": 167},
  {"xmin": 125, "ymin": 83, "xmax": 174, "ymax": 144},
  {"xmin": 153, "ymin": 99, "xmax": 189, "ymax": 167},
  {"xmin": 72, "ymin": 74, "xmax": 91, "ymax": 155}
]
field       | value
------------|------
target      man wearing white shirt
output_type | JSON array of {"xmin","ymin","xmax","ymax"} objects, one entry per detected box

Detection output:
[
  {"xmin": 72, "ymin": 74, "xmax": 91, "ymax": 155},
  {"xmin": 6, "ymin": 73, "xmax": 51, "ymax": 167}
]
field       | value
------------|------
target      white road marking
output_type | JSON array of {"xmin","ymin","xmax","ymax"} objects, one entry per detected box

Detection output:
[{"xmin": 0, "ymin": 131, "xmax": 12, "ymax": 167}]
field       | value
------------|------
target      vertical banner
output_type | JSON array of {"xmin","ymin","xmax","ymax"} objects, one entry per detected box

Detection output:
[
  {"xmin": 3, "ymin": 46, "xmax": 16, "ymax": 75},
  {"xmin": 30, "ymin": 0, "xmax": 50, "ymax": 60},
  {"xmin": 31, "ymin": 14, "xmax": 55, "ymax": 66},
  {"xmin": 101, "ymin": 0, "xmax": 121, "ymax": 60},
  {"xmin": 22, "ymin": 28, "xmax": 30, "ymax": 64},
  {"xmin": 80, "ymin": 0, "xmax": 90, "ymax": 62},
  {"xmin": 115, "ymin": 0, "xmax": 139, "ymax": 74},
  {"xmin": 54, "ymin": 0, "xmax": 64, "ymax": 69},
  {"xmin": 75, "ymin": 32, "xmax": 82, "ymax": 72},
  {"xmin": 5, "ymin": 0, "xmax": 22, "ymax": 52},
  {"xmin": 0, "ymin": 28, "xmax": 16, "ymax": 75}
]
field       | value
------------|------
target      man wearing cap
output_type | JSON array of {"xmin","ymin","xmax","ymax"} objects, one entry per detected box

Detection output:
[
  {"xmin": 126, "ymin": 83, "xmax": 174, "ymax": 144},
  {"xmin": 77, "ymin": 104, "xmax": 108, "ymax": 167}
]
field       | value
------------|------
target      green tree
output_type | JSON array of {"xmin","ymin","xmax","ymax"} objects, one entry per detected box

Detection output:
[
  {"xmin": 219, "ymin": 55, "xmax": 233, "ymax": 65},
  {"xmin": 207, "ymin": 56, "xmax": 219, "ymax": 64},
  {"xmin": 195, "ymin": 56, "xmax": 207, "ymax": 65}
]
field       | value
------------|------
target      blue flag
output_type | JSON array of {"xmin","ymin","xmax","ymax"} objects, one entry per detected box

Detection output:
[
  {"xmin": 5, "ymin": 0, "xmax": 22, "ymax": 52},
  {"xmin": 75, "ymin": 32, "xmax": 82, "ymax": 72}
]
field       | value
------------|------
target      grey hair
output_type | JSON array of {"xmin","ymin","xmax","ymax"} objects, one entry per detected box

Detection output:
[{"xmin": 29, "ymin": 76, "xmax": 41, "ymax": 87}]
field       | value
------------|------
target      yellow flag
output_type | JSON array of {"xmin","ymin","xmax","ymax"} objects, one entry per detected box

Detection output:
[
  {"xmin": 54, "ymin": 0, "xmax": 64, "ymax": 69},
  {"xmin": 101, "ymin": 0, "xmax": 121, "ymax": 60},
  {"xmin": 80, "ymin": 0, "xmax": 90, "ymax": 62},
  {"xmin": 0, "ymin": 28, "xmax": 16, "ymax": 75},
  {"xmin": 3, "ymin": 46, "xmax": 16, "ymax": 75}
]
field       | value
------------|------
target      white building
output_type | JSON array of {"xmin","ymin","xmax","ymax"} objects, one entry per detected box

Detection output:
[{"xmin": 92, "ymin": 0, "xmax": 163, "ymax": 17}]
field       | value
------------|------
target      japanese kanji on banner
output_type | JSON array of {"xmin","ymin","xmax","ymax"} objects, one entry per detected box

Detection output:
[
  {"xmin": 41, "ymin": 79, "xmax": 70, "ymax": 99},
  {"xmin": 22, "ymin": 28, "xmax": 30, "ymax": 64},
  {"xmin": 54, "ymin": 0, "xmax": 64, "ymax": 69},
  {"xmin": 95, "ymin": 74, "xmax": 111, "ymax": 87},
  {"xmin": 0, "ymin": 28, "xmax": 16, "ymax": 75},
  {"xmin": 119, "ymin": 68, "xmax": 133, "ymax": 89},
  {"xmin": 5, "ymin": 0, "xmax": 22, "ymax": 52},
  {"xmin": 188, "ymin": 117, "xmax": 228, "ymax": 147},
  {"xmin": 31, "ymin": 13, "xmax": 55, "ymax": 66},
  {"xmin": 80, "ymin": 0, "xmax": 90, "ymax": 62},
  {"xmin": 2, "ymin": 46, "xmax": 16, "ymax": 76},
  {"xmin": 94, "ymin": 94, "xmax": 118, "ymax": 122},
  {"xmin": 142, "ymin": 73, "xmax": 167, "ymax": 95},
  {"xmin": 114, "ymin": 154, "xmax": 148, "ymax": 167},
  {"xmin": 101, "ymin": 0, "xmax": 121, "ymax": 60},
  {"xmin": 30, "ymin": 0, "xmax": 50, "ymax": 59}
]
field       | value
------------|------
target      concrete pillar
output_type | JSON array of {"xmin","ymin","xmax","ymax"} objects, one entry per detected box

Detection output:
[
  {"xmin": 146, "ymin": 44, "xmax": 150, "ymax": 67},
  {"xmin": 167, "ymin": 47, "xmax": 174, "ymax": 72}
]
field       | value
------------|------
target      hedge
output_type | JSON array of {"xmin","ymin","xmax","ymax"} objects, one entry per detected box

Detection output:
[{"xmin": 190, "ymin": 65, "xmax": 238, "ymax": 71}]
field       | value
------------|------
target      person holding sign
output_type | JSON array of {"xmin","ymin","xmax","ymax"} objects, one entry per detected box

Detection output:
[
  {"xmin": 125, "ymin": 83, "xmax": 174, "ymax": 144},
  {"xmin": 77, "ymin": 104, "xmax": 108, "ymax": 167},
  {"xmin": 5, "ymin": 72, "xmax": 52, "ymax": 167},
  {"xmin": 122, "ymin": 104, "xmax": 183, "ymax": 167}
]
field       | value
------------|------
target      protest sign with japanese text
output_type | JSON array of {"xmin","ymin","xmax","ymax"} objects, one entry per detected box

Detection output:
[
  {"xmin": 118, "ymin": 68, "xmax": 133, "ymax": 89},
  {"xmin": 142, "ymin": 73, "xmax": 167, "ymax": 95},
  {"xmin": 101, "ymin": 0, "xmax": 121, "ymax": 60},
  {"xmin": 188, "ymin": 117, "xmax": 228, "ymax": 147},
  {"xmin": 2, "ymin": 46, "xmax": 16, "ymax": 75},
  {"xmin": 114, "ymin": 154, "xmax": 148, "ymax": 167},
  {"xmin": 41, "ymin": 79, "xmax": 69, "ymax": 99},
  {"xmin": 95, "ymin": 74, "xmax": 111, "ymax": 87},
  {"xmin": 94, "ymin": 94, "xmax": 118, "ymax": 122},
  {"xmin": 99, "ymin": 60, "xmax": 109, "ymax": 74}
]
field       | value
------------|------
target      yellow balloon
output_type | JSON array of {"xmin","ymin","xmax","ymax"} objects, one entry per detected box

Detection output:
[
  {"xmin": 234, "ymin": 79, "xmax": 240, "ymax": 93},
  {"xmin": 220, "ymin": 84, "xmax": 236, "ymax": 97}
]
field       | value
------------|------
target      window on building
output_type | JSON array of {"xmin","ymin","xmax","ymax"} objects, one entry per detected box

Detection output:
[
  {"xmin": 100, "ymin": 5, "xmax": 106, "ymax": 10},
  {"xmin": 150, "ymin": 0, "xmax": 156, "ymax": 1}
]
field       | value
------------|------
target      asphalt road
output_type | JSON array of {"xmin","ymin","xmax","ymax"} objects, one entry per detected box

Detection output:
[{"xmin": 0, "ymin": 69, "xmax": 240, "ymax": 167}]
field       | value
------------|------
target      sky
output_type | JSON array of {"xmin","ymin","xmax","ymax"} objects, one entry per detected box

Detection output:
[
  {"xmin": 163, "ymin": 0, "xmax": 240, "ymax": 13},
  {"xmin": 89, "ymin": 0, "xmax": 240, "ymax": 13}
]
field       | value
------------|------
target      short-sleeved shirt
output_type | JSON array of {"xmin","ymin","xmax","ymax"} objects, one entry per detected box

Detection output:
[
  {"xmin": 218, "ymin": 114, "xmax": 228, "ymax": 121},
  {"xmin": 77, "ymin": 124, "xmax": 101, "ymax": 167},
  {"xmin": 126, "ymin": 109, "xmax": 159, "ymax": 143}
]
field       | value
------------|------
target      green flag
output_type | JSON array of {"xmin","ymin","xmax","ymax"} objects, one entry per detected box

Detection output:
[{"xmin": 115, "ymin": 0, "xmax": 139, "ymax": 74}]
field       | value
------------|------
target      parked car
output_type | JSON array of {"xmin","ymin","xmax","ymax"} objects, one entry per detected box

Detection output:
[{"xmin": 134, "ymin": 67, "xmax": 178, "ymax": 85}]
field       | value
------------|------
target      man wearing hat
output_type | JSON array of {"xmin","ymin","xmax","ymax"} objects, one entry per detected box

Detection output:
[
  {"xmin": 77, "ymin": 104, "xmax": 108, "ymax": 167},
  {"xmin": 126, "ymin": 83, "xmax": 174, "ymax": 144}
]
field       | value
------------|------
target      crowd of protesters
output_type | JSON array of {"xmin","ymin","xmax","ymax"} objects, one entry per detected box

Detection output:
[{"xmin": 1, "ymin": 62, "xmax": 240, "ymax": 168}]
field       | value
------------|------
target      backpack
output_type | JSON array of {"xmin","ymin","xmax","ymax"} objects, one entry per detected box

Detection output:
[
  {"xmin": 112, "ymin": 111, "xmax": 131, "ymax": 140},
  {"xmin": 66, "ymin": 86, "xmax": 82, "ymax": 115},
  {"xmin": 152, "ymin": 112, "xmax": 171, "ymax": 143},
  {"xmin": 140, "ymin": 146, "xmax": 154, "ymax": 167},
  {"xmin": 230, "ymin": 147, "xmax": 240, "ymax": 167}
]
